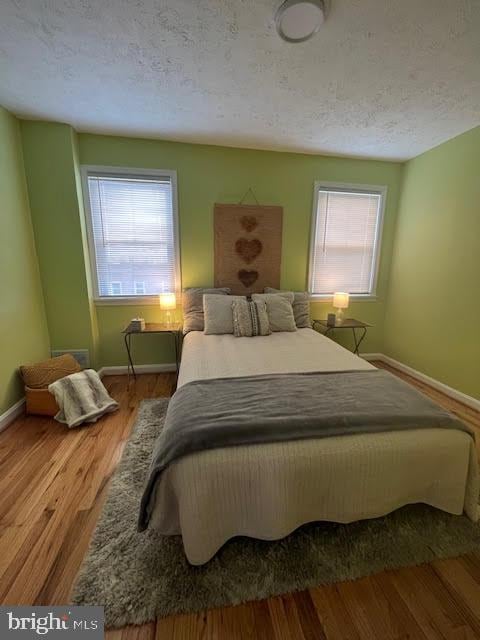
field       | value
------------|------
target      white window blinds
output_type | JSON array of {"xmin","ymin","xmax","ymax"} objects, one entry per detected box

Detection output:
[
  {"xmin": 84, "ymin": 169, "xmax": 179, "ymax": 299},
  {"xmin": 309, "ymin": 185, "xmax": 384, "ymax": 296}
]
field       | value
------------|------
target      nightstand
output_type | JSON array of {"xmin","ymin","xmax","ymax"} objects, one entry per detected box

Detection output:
[
  {"xmin": 312, "ymin": 318, "xmax": 371, "ymax": 355},
  {"xmin": 122, "ymin": 322, "xmax": 182, "ymax": 381}
]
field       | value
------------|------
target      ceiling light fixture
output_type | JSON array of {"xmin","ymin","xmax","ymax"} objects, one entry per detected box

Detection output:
[{"xmin": 275, "ymin": 0, "xmax": 326, "ymax": 43}]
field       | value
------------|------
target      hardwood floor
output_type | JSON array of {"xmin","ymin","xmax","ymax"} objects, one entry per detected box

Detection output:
[{"xmin": 1, "ymin": 364, "xmax": 480, "ymax": 639}]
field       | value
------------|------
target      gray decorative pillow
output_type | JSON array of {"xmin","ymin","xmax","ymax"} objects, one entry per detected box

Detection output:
[
  {"xmin": 264, "ymin": 287, "xmax": 311, "ymax": 328},
  {"xmin": 204, "ymin": 294, "xmax": 244, "ymax": 335},
  {"xmin": 252, "ymin": 293, "xmax": 296, "ymax": 332},
  {"xmin": 182, "ymin": 288, "xmax": 230, "ymax": 335},
  {"xmin": 232, "ymin": 299, "xmax": 271, "ymax": 337}
]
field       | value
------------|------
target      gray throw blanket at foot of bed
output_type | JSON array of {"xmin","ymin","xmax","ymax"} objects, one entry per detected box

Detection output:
[
  {"xmin": 138, "ymin": 369, "xmax": 472, "ymax": 530},
  {"xmin": 48, "ymin": 369, "xmax": 118, "ymax": 428}
]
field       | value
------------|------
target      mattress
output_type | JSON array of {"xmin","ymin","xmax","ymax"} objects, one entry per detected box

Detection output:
[
  {"xmin": 177, "ymin": 328, "xmax": 374, "ymax": 387},
  {"xmin": 150, "ymin": 329, "xmax": 479, "ymax": 564}
]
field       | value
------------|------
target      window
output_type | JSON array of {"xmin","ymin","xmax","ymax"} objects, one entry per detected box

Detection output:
[
  {"xmin": 110, "ymin": 282, "xmax": 122, "ymax": 296},
  {"xmin": 82, "ymin": 166, "xmax": 180, "ymax": 301},
  {"xmin": 134, "ymin": 281, "xmax": 146, "ymax": 295},
  {"xmin": 309, "ymin": 182, "xmax": 385, "ymax": 297}
]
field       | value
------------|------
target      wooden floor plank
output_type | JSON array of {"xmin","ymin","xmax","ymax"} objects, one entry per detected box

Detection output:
[
  {"xmin": 336, "ymin": 577, "xmax": 397, "ymax": 640},
  {"xmin": 267, "ymin": 596, "xmax": 297, "ymax": 640},
  {"xmin": 154, "ymin": 611, "xmax": 206, "ymax": 640},
  {"xmin": 206, "ymin": 602, "xmax": 258, "ymax": 640},
  {"xmin": 309, "ymin": 584, "xmax": 362, "ymax": 640},
  {"xmin": 276, "ymin": 594, "xmax": 309, "ymax": 640},
  {"xmin": 291, "ymin": 591, "xmax": 327, "ymax": 640},
  {"xmin": 0, "ymin": 368, "xmax": 479, "ymax": 639},
  {"xmin": 390, "ymin": 564, "xmax": 476, "ymax": 639},
  {"xmin": 431, "ymin": 557, "xmax": 480, "ymax": 637},
  {"xmin": 370, "ymin": 571, "xmax": 430, "ymax": 640}
]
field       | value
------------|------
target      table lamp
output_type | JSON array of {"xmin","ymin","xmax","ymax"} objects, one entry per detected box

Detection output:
[
  {"xmin": 159, "ymin": 292, "xmax": 176, "ymax": 326},
  {"xmin": 333, "ymin": 292, "xmax": 349, "ymax": 324}
]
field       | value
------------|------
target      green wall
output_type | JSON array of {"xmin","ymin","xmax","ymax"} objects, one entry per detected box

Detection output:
[
  {"xmin": 384, "ymin": 126, "xmax": 480, "ymax": 399},
  {"xmin": 20, "ymin": 122, "xmax": 99, "ymax": 367},
  {"xmin": 78, "ymin": 133, "xmax": 403, "ymax": 365},
  {"xmin": 0, "ymin": 108, "xmax": 50, "ymax": 413},
  {"xmin": 4, "ymin": 113, "xmax": 478, "ymax": 402}
]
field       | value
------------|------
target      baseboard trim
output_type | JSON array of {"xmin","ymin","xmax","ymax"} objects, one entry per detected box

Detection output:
[
  {"xmin": 0, "ymin": 397, "xmax": 26, "ymax": 433},
  {"xmin": 361, "ymin": 353, "xmax": 480, "ymax": 411},
  {"xmin": 98, "ymin": 363, "xmax": 176, "ymax": 377},
  {"xmin": 360, "ymin": 353, "xmax": 384, "ymax": 362},
  {"xmin": 3, "ymin": 358, "xmax": 477, "ymax": 431}
]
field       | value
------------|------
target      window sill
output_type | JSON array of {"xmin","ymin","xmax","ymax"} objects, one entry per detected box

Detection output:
[
  {"xmin": 94, "ymin": 296, "xmax": 162, "ymax": 306},
  {"xmin": 309, "ymin": 295, "xmax": 378, "ymax": 303}
]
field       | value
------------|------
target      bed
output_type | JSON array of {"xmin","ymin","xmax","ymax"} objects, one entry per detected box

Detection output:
[{"xmin": 146, "ymin": 328, "xmax": 479, "ymax": 565}]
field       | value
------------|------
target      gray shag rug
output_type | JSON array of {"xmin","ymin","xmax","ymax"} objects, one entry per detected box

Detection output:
[{"xmin": 72, "ymin": 398, "xmax": 480, "ymax": 628}]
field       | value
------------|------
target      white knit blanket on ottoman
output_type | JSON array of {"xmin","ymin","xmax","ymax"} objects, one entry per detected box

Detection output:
[{"xmin": 48, "ymin": 369, "xmax": 118, "ymax": 428}]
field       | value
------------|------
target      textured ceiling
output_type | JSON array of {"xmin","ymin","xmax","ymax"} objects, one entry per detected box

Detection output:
[{"xmin": 1, "ymin": 0, "xmax": 479, "ymax": 160}]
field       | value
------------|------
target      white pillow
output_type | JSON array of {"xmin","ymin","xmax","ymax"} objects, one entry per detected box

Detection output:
[
  {"xmin": 252, "ymin": 293, "xmax": 296, "ymax": 332},
  {"xmin": 182, "ymin": 287, "xmax": 230, "ymax": 334},
  {"xmin": 264, "ymin": 288, "xmax": 311, "ymax": 329},
  {"xmin": 203, "ymin": 294, "xmax": 244, "ymax": 334}
]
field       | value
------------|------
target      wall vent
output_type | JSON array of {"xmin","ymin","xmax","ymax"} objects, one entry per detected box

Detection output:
[{"xmin": 51, "ymin": 349, "xmax": 90, "ymax": 369}]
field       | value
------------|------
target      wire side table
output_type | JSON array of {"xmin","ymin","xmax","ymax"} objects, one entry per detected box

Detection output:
[
  {"xmin": 122, "ymin": 322, "xmax": 182, "ymax": 383},
  {"xmin": 312, "ymin": 318, "xmax": 372, "ymax": 355}
]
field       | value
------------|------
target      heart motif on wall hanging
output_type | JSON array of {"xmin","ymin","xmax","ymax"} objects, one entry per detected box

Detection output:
[
  {"xmin": 235, "ymin": 238, "xmax": 262, "ymax": 264},
  {"xmin": 240, "ymin": 215, "xmax": 258, "ymax": 232},
  {"xmin": 238, "ymin": 269, "xmax": 259, "ymax": 288}
]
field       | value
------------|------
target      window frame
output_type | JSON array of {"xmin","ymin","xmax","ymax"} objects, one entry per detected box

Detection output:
[
  {"xmin": 307, "ymin": 181, "xmax": 387, "ymax": 300},
  {"xmin": 81, "ymin": 165, "xmax": 181, "ymax": 305}
]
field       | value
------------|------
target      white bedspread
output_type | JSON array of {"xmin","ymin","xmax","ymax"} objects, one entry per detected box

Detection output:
[
  {"xmin": 177, "ymin": 328, "xmax": 373, "ymax": 386},
  {"xmin": 151, "ymin": 329, "xmax": 479, "ymax": 564}
]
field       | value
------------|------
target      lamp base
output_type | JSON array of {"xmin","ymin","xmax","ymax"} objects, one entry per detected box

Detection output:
[{"xmin": 336, "ymin": 308, "xmax": 344, "ymax": 324}]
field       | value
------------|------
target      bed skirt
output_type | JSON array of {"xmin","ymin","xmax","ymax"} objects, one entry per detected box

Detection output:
[{"xmin": 150, "ymin": 427, "xmax": 479, "ymax": 565}]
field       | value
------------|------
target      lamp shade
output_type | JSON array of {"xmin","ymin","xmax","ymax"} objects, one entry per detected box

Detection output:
[
  {"xmin": 333, "ymin": 292, "xmax": 349, "ymax": 309},
  {"xmin": 159, "ymin": 292, "xmax": 176, "ymax": 310}
]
